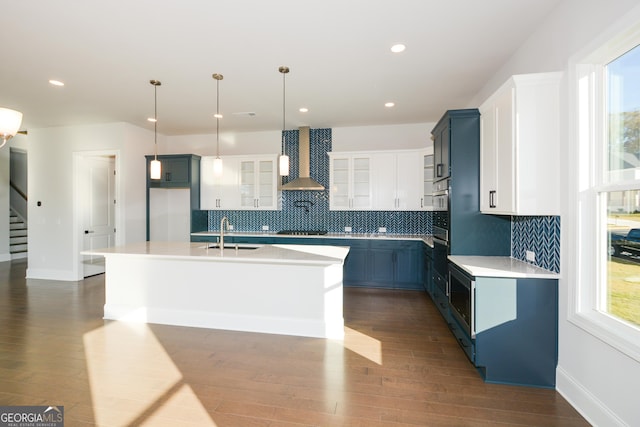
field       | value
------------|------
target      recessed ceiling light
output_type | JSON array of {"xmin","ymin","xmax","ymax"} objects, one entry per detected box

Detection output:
[
  {"xmin": 385, "ymin": 102, "xmax": 395, "ymax": 108},
  {"xmin": 390, "ymin": 44, "xmax": 406, "ymax": 53},
  {"xmin": 299, "ymin": 107, "xmax": 309, "ymax": 113},
  {"xmin": 49, "ymin": 79, "xmax": 64, "ymax": 86},
  {"xmin": 147, "ymin": 117, "xmax": 157, "ymax": 123},
  {"xmin": 214, "ymin": 113, "xmax": 223, "ymax": 119}
]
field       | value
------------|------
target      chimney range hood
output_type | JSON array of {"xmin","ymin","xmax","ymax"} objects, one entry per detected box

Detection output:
[{"xmin": 281, "ymin": 126, "xmax": 325, "ymax": 191}]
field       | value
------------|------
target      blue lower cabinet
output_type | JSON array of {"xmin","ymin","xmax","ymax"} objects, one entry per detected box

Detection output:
[
  {"xmin": 423, "ymin": 246, "xmax": 433, "ymax": 293},
  {"xmin": 446, "ymin": 264, "xmax": 559, "ymax": 388},
  {"xmin": 474, "ymin": 276, "xmax": 558, "ymax": 388},
  {"xmin": 430, "ymin": 275, "xmax": 450, "ymax": 320},
  {"xmin": 342, "ymin": 240, "xmax": 370, "ymax": 286},
  {"xmin": 394, "ymin": 241, "xmax": 424, "ymax": 290},
  {"xmin": 368, "ymin": 245, "xmax": 396, "ymax": 286},
  {"xmin": 359, "ymin": 240, "xmax": 425, "ymax": 290}
]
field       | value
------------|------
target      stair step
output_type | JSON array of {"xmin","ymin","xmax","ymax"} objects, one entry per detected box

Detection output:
[
  {"xmin": 9, "ymin": 209, "xmax": 27, "ymax": 257},
  {"xmin": 10, "ymin": 243, "xmax": 28, "ymax": 253}
]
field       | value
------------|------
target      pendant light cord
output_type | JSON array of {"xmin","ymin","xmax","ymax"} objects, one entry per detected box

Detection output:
[
  {"xmin": 216, "ymin": 77, "xmax": 220, "ymax": 157},
  {"xmin": 212, "ymin": 73, "xmax": 224, "ymax": 158},
  {"xmin": 150, "ymin": 79, "xmax": 161, "ymax": 160},
  {"xmin": 154, "ymin": 83, "xmax": 158, "ymax": 159},
  {"xmin": 279, "ymin": 66, "xmax": 289, "ymax": 156}
]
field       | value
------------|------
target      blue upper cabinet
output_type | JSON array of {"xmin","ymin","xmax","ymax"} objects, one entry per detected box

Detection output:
[
  {"xmin": 147, "ymin": 154, "xmax": 200, "ymax": 188},
  {"xmin": 433, "ymin": 109, "xmax": 511, "ymax": 256},
  {"xmin": 432, "ymin": 119, "xmax": 450, "ymax": 180}
]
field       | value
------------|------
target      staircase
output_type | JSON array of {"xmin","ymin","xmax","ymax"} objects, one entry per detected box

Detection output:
[{"xmin": 10, "ymin": 208, "xmax": 27, "ymax": 259}]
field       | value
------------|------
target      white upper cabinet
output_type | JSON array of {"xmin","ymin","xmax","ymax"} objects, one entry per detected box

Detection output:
[
  {"xmin": 479, "ymin": 72, "xmax": 561, "ymax": 215},
  {"xmin": 329, "ymin": 153, "xmax": 373, "ymax": 210},
  {"xmin": 371, "ymin": 149, "xmax": 431, "ymax": 211},
  {"xmin": 200, "ymin": 156, "xmax": 240, "ymax": 210},
  {"xmin": 200, "ymin": 154, "xmax": 281, "ymax": 211},
  {"xmin": 239, "ymin": 156, "xmax": 281, "ymax": 210}
]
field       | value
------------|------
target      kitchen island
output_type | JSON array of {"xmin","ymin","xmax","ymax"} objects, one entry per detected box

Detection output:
[{"xmin": 83, "ymin": 241, "xmax": 349, "ymax": 339}]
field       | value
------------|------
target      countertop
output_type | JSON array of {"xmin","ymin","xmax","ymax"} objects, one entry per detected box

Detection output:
[
  {"xmin": 448, "ymin": 255, "xmax": 560, "ymax": 279},
  {"xmin": 83, "ymin": 241, "xmax": 350, "ymax": 266},
  {"xmin": 191, "ymin": 230, "xmax": 433, "ymax": 247}
]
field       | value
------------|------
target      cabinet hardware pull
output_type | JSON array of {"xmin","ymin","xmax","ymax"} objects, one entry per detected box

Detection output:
[
  {"xmin": 436, "ymin": 163, "xmax": 443, "ymax": 177},
  {"xmin": 489, "ymin": 190, "xmax": 496, "ymax": 208}
]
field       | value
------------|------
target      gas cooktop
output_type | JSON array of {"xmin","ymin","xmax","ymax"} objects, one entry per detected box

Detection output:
[{"xmin": 276, "ymin": 230, "xmax": 328, "ymax": 236}]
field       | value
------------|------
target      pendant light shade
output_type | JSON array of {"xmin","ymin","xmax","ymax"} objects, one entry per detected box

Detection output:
[
  {"xmin": 279, "ymin": 154, "xmax": 289, "ymax": 176},
  {"xmin": 149, "ymin": 79, "xmax": 162, "ymax": 180},
  {"xmin": 279, "ymin": 66, "xmax": 290, "ymax": 177},
  {"xmin": 212, "ymin": 73, "xmax": 224, "ymax": 176},
  {"xmin": 0, "ymin": 107, "xmax": 23, "ymax": 149}
]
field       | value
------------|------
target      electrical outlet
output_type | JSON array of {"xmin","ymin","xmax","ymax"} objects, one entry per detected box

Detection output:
[
  {"xmin": 228, "ymin": 224, "xmax": 234, "ymax": 231},
  {"xmin": 344, "ymin": 226, "xmax": 352, "ymax": 233},
  {"xmin": 378, "ymin": 227, "xmax": 387, "ymax": 233},
  {"xmin": 262, "ymin": 225, "xmax": 269, "ymax": 231},
  {"xmin": 526, "ymin": 250, "xmax": 536, "ymax": 263}
]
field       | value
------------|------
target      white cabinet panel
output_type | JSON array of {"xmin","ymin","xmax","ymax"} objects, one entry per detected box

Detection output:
[
  {"xmin": 240, "ymin": 158, "xmax": 279, "ymax": 210},
  {"xmin": 370, "ymin": 149, "xmax": 430, "ymax": 211},
  {"xmin": 200, "ymin": 156, "xmax": 240, "ymax": 210},
  {"xmin": 329, "ymin": 153, "xmax": 372, "ymax": 210},
  {"xmin": 480, "ymin": 72, "xmax": 561, "ymax": 215},
  {"xmin": 201, "ymin": 155, "xmax": 280, "ymax": 211}
]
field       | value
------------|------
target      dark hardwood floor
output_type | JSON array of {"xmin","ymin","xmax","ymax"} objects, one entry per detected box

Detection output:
[{"xmin": 0, "ymin": 259, "xmax": 588, "ymax": 426}]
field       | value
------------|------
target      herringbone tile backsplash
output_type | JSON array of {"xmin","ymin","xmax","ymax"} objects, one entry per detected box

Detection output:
[{"xmin": 195, "ymin": 127, "xmax": 561, "ymax": 273}]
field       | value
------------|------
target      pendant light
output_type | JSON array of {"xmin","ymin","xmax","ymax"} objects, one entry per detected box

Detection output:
[
  {"xmin": 279, "ymin": 66, "xmax": 290, "ymax": 176},
  {"xmin": 0, "ymin": 107, "xmax": 23, "ymax": 149},
  {"xmin": 212, "ymin": 73, "xmax": 224, "ymax": 176},
  {"xmin": 149, "ymin": 79, "xmax": 162, "ymax": 180}
]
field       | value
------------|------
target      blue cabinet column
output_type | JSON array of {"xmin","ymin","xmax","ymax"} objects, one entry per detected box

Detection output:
[{"xmin": 146, "ymin": 154, "xmax": 201, "ymax": 241}]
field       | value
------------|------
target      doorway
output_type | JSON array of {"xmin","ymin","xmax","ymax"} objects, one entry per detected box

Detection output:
[{"xmin": 74, "ymin": 151, "xmax": 120, "ymax": 278}]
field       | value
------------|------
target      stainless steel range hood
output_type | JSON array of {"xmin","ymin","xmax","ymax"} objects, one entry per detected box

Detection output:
[{"xmin": 281, "ymin": 126, "xmax": 325, "ymax": 191}]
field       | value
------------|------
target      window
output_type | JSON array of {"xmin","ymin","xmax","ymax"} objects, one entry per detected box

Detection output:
[
  {"xmin": 573, "ymin": 23, "xmax": 640, "ymax": 361},
  {"xmin": 604, "ymin": 45, "xmax": 640, "ymax": 328}
]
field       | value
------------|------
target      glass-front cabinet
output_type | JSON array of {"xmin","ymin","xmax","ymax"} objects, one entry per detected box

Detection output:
[
  {"xmin": 240, "ymin": 157, "xmax": 279, "ymax": 209},
  {"xmin": 423, "ymin": 151, "xmax": 434, "ymax": 210},
  {"xmin": 200, "ymin": 154, "xmax": 281, "ymax": 211},
  {"xmin": 329, "ymin": 153, "xmax": 372, "ymax": 210}
]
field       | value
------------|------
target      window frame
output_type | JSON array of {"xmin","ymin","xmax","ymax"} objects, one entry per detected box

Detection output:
[{"xmin": 571, "ymin": 22, "xmax": 640, "ymax": 363}]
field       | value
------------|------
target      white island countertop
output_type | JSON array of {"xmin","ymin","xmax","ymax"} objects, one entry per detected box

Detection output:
[
  {"xmin": 84, "ymin": 241, "xmax": 349, "ymax": 266},
  {"xmin": 448, "ymin": 255, "xmax": 560, "ymax": 279}
]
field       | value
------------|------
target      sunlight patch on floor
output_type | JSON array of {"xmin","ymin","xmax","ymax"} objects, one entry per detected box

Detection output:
[
  {"xmin": 83, "ymin": 321, "xmax": 217, "ymax": 426},
  {"xmin": 341, "ymin": 326, "xmax": 382, "ymax": 365}
]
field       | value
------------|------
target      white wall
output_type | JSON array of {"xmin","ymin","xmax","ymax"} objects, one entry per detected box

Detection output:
[
  {"xmin": 332, "ymin": 123, "xmax": 435, "ymax": 151},
  {"xmin": 27, "ymin": 122, "xmax": 155, "ymax": 280},
  {"xmin": 166, "ymin": 123, "xmax": 434, "ymax": 155},
  {"xmin": 166, "ymin": 130, "xmax": 280, "ymax": 156},
  {"xmin": 469, "ymin": 1, "xmax": 640, "ymax": 425}
]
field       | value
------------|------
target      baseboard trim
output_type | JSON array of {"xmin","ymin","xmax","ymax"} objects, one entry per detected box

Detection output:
[{"xmin": 26, "ymin": 268, "xmax": 81, "ymax": 282}]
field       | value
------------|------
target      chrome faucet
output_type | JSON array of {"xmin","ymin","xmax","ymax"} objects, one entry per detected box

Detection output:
[{"xmin": 219, "ymin": 216, "xmax": 230, "ymax": 251}]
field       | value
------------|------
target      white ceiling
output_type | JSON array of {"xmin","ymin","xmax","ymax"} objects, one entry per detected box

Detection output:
[{"xmin": 0, "ymin": 0, "xmax": 561, "ymax": 136}]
